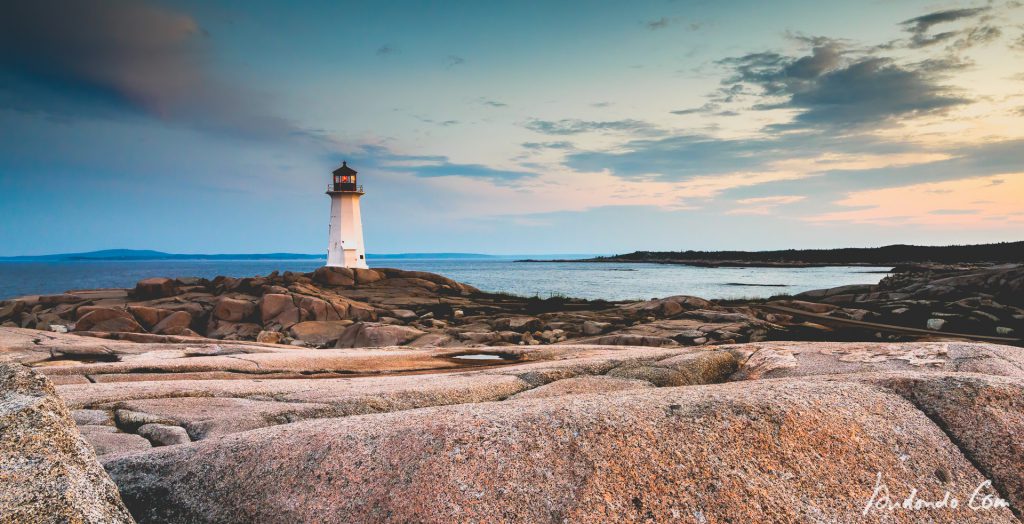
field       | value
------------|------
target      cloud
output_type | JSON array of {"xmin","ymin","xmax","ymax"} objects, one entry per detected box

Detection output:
[
  {"xmin": 718, "ymin": 41, "xmax": 970, "ymax": 128},
  {"xmin": 525, "ymin": 118, "xmax": 659, "ymax": 136},
  {"xmin": 647, "ymin": 18, "xmax": 670, "ymax": 30},
  {"xmin": 726, "ymin": 195, "xmax": 806, "ymax": 215},
  {"xmin": 898, "ymin": 7, "xmax": 1003, "ymax": 50},
  {"xmin": 807, "ymin": 174, "xmax": 1024, "ymax": 227},
  {"xmin": 522, "ymin": 141, "xmax": 575, "ymax": 150},
  {"xmin": 645, "ymin": 17, "xmax": 701, "ymax": 31},
  {"xmin": 376, "ymin": 44, "xmax": 397, "ymax": 56},
  {"xmin": 901, "ymin": 8, "xmax": 989, "ymax": 34},
  {"xmin": 414, "ymin": 116, "xmax": 460, "ymax": 127},
  {"xmin": 671, "ymin": 103, "xmax": 719, "ymax": 115},
  {"xmin": 480, "ymin": 98, "xmax": 508, "ymax": 107},
  {"xmin": 446, "ymin": 55, "xmax": 466, "ymax": 67},
  {"xmin": 0, "ymin": 0, "xmax": 297, "ymax": 139}
]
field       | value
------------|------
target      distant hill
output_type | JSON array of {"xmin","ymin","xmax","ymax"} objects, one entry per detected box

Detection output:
[
  {"xmin": 531, "ymin": 241, "xmax": 1024, "ymax": 267},
  {"xmin": 0, "ymin": 250, "xmax": 500, "ymax": 261}
]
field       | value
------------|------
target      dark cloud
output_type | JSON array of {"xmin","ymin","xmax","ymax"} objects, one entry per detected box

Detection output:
[
  {"xmin": 338, "ymin": 145, "xmax": 536, "ymax": 183},
  {"xmin": 671, "ymin": 103, "xmax": 719, "ymax": 115},
  {"xmin": 525, "ymin": 118, "xmax": 659, "ymax": 135},
  {"xmin": 0, "ymin": 0, "xmax": 295, "ymax": 139},
  {"xmin": 446, "ymin": 55, "xmax": 466, "ymax": 67},
  {"xmin": 899, "ymin": 7, "xmax": 1001, "ymax": 50},
  {"xmin": 719, "ymin": 42, "xmax": 969, "ymax": 128},
  {"xmin": 392, "ymin": 161, "xmax": 534, "ymax": 181},
  {"xmin": 376, "ymin": 44, "xmax": 397, "ymax": 56},
  {"xmin": 901, "ymin": 8, "xmax": 989, "ymax": 35},
  {"xmin": 480, "ymin": 98, "xmax": 508, "ymax": 107},
  {"xmin": 781, "ymin": 57, "xmax": 969, "ymax": 126}
]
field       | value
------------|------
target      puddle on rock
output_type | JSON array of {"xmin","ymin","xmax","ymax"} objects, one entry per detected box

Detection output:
[{"xmin": 452, "ymin": 354, "xmax": 509, "ymax": 361}]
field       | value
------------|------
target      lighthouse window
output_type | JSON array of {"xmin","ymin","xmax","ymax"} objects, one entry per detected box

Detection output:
[{"xmin": 359, "ymin": 255, "xmax": 364, "ymax": 259}]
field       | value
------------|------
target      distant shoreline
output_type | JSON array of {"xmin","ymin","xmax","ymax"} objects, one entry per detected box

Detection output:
[
  {"xmin": 517, "ymin": 240, "xmax": 1024, "ymax": 268},
  {"xmin": 516, "ymin": 258, "xmax": 884, "ymax": 268}
]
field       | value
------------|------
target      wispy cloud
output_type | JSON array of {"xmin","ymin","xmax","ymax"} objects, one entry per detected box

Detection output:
[
  {"xmin": 647, "ymin": 17, "xmax": 671, "ymax": 30},
  {"xmin": 522, "ymin": 141, "xmax": 575, "ymax": 150},
  {"xmin": 446, "ymin": 55, "xmax": 466, "ymax": 67},
  {"xmin": 376, "ymin": 44, "xmax": 397, "ymax": 56},
  {"xmin": 726, "ymin": 195, "xmax": 806, "ymax": 215},
  {"xmin": 525, "ymin": 118, "xmax": 659, "ymax": 136}
]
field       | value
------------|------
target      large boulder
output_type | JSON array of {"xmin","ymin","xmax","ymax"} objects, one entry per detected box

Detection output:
[
  {"xmin": 288, "ymin": 320, "xmax": 354, "ymax": 346},
  {"xmin": 312, "ymin": 267, "xmax": 355, "ymax": 287},
  {"xmin": 103, "ymin": 377, "xmax": 1015, "ymax": 523},
  {"xmin": 151, "ymin": 311, "xmax": 193, "ymax": 335},
  {"xmin": 126, "ymin": 306, "xmax": 173, "ymax": 330},
  {"xmin": 74, "ymin": 308, "xmax": 145, "ymax": 333},
  {"xmin": 213, "ymin": 297, "xmax": 257, "ymax": 322},
  {"xmin": 335, "ymin": 322, "xmax": 426, "ymax": 348},
  {"xmin": 353, "ymin": 268, "xmax": 384, "ymax": 285},
  {"xmin": 0, "ymin": 363, "xmax": 134, "ymax": 522},
  {"xmin": 260, "ymin": 294, "xmax": 300, "ymax": 328},
  {"xmin": 131, "ymin": 277, "xmax": 179, "ymax": 299}
]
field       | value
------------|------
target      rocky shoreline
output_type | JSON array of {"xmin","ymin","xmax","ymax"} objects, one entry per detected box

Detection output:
[
  {"xmin": 2, "ymin": 264, "xmax": 1023, "ymax": 522},
  {"xmin": 1, "ymin": 263, "xmax": 1020, "ymax": 352}
]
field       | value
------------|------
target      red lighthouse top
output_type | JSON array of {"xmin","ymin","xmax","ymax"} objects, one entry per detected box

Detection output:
[{"xmin": 329, "ymin": 161, "xmax": 363, "ymax": 193}]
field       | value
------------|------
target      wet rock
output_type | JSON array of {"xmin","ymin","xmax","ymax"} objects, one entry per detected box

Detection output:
[
  {"xmin": 926, "ymin": 318, "xmax": 947, "ymax": 331},
  {"xmin": 0, "ymin": 363, "xmax": 134, "ymax": 522}
]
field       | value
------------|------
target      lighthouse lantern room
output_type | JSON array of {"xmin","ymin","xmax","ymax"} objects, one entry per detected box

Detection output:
[{"xmin": 326, "ymin": 161, "xmax": 368, "ymax": 269}]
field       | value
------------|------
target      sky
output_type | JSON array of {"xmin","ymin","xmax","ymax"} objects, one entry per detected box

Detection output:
[{"xmin": 0, "ymin": 0, "xmax": 1022, "ymax": 256}]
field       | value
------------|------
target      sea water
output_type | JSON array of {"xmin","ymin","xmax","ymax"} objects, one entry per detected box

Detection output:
[{"xmin": 0, "ymin": 257, "xmax": 889, "ymax": 301}]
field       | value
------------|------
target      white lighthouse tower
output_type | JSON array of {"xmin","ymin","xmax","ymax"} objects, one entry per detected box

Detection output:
[{"xmin": 325, "ymin": 161, "xmax": 368, "ymax": 268}]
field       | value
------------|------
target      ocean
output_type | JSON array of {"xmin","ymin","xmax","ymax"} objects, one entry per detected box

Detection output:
[{"xmin": 0, "ymin": 257, "xmax": 890, "ymax": 301}]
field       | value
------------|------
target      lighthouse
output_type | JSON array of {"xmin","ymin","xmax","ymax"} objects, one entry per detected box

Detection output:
[{"xmin": 325, "ymin": 161, "xmax": 368, "ymax": 269}]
